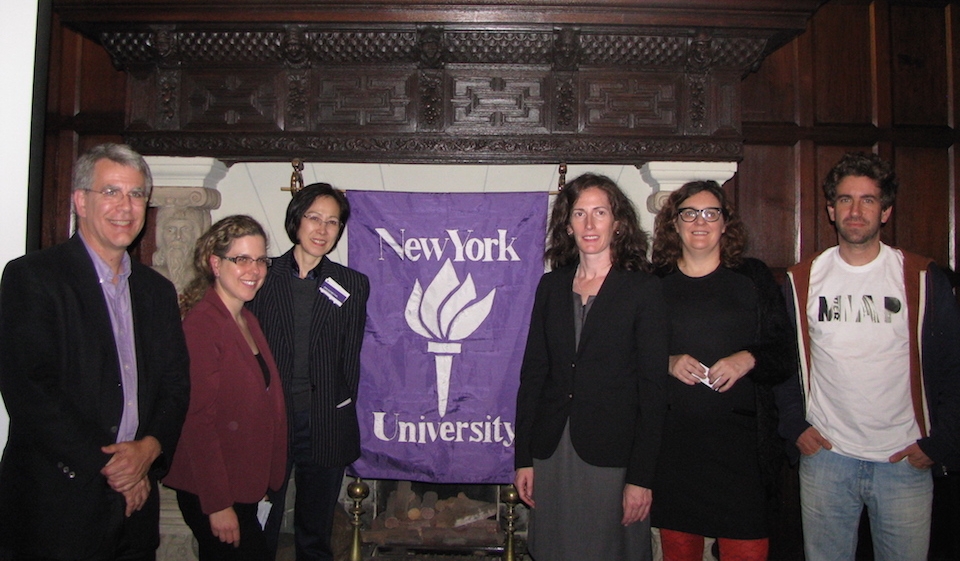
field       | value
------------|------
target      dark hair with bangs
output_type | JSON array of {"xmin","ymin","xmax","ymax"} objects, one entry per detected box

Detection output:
[{"xmin": 284, "ymin": 182, "xmax": 351, "ymax": 249}]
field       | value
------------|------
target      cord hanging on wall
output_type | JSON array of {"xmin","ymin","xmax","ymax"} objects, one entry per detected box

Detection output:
[
  {"xmin": 558, "ymin": 163, "xmax": 567, "ymax": 191},
  {"xmin": 281, "ymin": 158, "xmax": 305, "ymax": 196}
]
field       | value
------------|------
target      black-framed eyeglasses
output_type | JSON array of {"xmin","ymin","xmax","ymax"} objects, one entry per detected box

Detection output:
[
  {"xmin": 218, "ymin": 254, "xmax": 272, "ymax": 267},
  {"xmin": 677, "ymin": 207, "xmax": 723, "ymax": 222}
]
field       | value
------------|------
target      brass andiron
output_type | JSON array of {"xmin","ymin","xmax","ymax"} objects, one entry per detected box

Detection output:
[
  {"xmin": 500, "ymin": 484, "xmax": 520, "ymax": 561},
  {"xmin": 347, "ymin": 477, "xmax": 369, "ymax": 561}
]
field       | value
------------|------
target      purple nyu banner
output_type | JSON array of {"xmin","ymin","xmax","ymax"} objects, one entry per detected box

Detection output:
[{"xmin": 348, "ymin": 192, "xmax": 546, "ymax": 483}]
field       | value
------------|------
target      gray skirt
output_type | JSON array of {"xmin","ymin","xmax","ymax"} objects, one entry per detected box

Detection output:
[{"xmin": 528, "ymin": 422, "xmax": 652, "ymax": 561}]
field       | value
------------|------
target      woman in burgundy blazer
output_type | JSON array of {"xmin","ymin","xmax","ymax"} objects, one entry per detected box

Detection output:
[{"xmin": 164, "ymin": 215, "xmax": 287, "ymax": 561}]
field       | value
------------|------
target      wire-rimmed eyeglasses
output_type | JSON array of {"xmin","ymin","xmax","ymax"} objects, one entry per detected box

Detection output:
[
  {"xmin": 218, "ymin": 255, "xmax": 272, "ymax": 267},
  {"xmin": 677, "ymin": 207, "xmax": 723, "ymax": 223},
  {"xmin": 83, "ymin": 187, "xmax": 149, "ymax": 206}
]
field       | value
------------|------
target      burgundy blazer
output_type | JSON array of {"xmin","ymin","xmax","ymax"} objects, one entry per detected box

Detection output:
[{"xmin": 164, "ymin": 289, "xmax": 287, "ymax": 515}]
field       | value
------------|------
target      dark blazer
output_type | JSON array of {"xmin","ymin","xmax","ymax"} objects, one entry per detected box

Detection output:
[
  {"xmin": 0, "ymin": 235, "xmax": 190, "ymax": 559},
  {"xmin": 247, "ymin": 250, "xmax": 369, "ymax": 467},
  {"xmin": 163, "ymin": 289, "xmax": 287, "ymax": 514},
  {"xmin": 514, "ymin": 265, "xmax": 668, "ymax": 488}
]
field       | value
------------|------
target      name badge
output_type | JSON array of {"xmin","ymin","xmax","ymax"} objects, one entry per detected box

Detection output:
[{"xmin": 319, "ymin": 277, "xmax": 350, "ymax": 307}]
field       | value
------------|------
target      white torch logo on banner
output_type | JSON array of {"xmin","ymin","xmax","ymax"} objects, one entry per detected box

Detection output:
[{"xmin": 405, "ymin": 259, "xmax": 496, "ymax": 417}]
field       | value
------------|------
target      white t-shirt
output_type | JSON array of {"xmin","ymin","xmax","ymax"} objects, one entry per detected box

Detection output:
[{"xmin": 806, "ymin": 244, "xmax": 920, "ymax": 461}]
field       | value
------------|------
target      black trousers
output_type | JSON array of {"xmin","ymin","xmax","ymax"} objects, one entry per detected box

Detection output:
[
  {"xmin": 4, "ymin": 491, "xmax": 157, "ymax": 561},
  {"xmin": 175, "ymin": 490, "xmax": 269, "ymax": 561},
  {"xmin": 264, "ymin": 408, "xmax": 344, "ymax": 561}
]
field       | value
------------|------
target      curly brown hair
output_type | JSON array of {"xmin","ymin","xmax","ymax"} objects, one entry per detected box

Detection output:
[
  {"xmin": 651, "ymin": 180, "xmax": 747, "ymax": 270},
  {"xmin": 822, "ymin": 151, "xmax": 898, "ymax": 210},
  {"xmin": 179, "ymin": 215, "xmax": 268, "ymax": 315},
  {"xmin": 544, "ymin": 173, "xmax": 651, "ymax": 272}
]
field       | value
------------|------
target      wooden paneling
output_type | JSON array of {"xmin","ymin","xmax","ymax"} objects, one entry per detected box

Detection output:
[
  {"xmin": 742, "ymin": 1, "xmax": 960, "ymax": 274},
  {"xmin": 812, "ymin": 2, "xmax": 874, "ymax": 125},
  {"xmin": 85, "ymin": 24, "xmax": 771, "ymax": 163},
  {"xmin": 891, "ymin": 3, "xmax": 949, "ymax": 126},
  {"xmin": 894, "ymin": 147, "xmax": 951, "ymax": 265},
  {"xmin": 41, "ymin": 17, "xmax": 128, "ymax": 248},
  {"xmin": 741, "ymin": 39, "xmax": 799, "ymax": 125},
  {"xmin": 736, "ymin": 144, "xmax": 799, "ymax": 269},
  {"xmin": 51, "ymin": 0, "xmax": 828, "ymax": 30},
  {"xmin": 76, "ymin": 36, "xmax": 125, "ymax": 118}
]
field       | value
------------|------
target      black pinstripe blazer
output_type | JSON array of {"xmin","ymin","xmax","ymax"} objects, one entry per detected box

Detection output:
[{"xmin": 247, "ymin": 250, "xmax": 369, "ymax": 467}]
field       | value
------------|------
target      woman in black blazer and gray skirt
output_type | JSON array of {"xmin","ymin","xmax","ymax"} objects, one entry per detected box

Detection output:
[{"xmin": 514, "ymin": 173, "xmax": 668, "ymax": 561}]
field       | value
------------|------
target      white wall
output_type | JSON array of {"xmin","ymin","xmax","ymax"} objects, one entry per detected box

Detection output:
[
  {"xmin": 212, "ymin": 162, "xmax": 659, "ymax": 265},
  {"xmin": 0, "ymin": 1, "xmax": 39, "ymax": 449}
]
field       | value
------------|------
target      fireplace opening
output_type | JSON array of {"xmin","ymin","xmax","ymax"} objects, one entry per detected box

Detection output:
[{"xmin": 362, "ymin": 480, "xmax": 519, "ymax": 555}]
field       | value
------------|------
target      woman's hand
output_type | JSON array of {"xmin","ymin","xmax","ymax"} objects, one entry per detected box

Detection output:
[
  {"xmin": 621, "ymin": 484, "xmax": 652, "ymax": 525},
  {"xmin": 668, "ymin": 354, "xmax": 707, "ymax": 385},
  {"xmin": 209, "ymin": 506, "xmax": 241, "ymax": 547},
  {"xmin": 708, "ymin": 350, "xmax": 755, "ymax": 392},
  {"xmin": 514, "ymin": 467, "xmax": 535, "ymax": 508}
]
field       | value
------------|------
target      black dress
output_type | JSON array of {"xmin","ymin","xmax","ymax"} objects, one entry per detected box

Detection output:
[{"xmin": 651, "ymin": 259, "xmax": 794, "ymax": 539}]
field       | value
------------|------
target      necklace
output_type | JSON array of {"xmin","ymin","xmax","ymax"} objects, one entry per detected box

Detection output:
[{"xmin": 573, "ymin": 266, "xmax": 609, "ymax": 296}]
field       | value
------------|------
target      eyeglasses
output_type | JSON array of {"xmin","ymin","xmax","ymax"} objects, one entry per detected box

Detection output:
[
  {"xmin": 218, "ymin": 255, "xmax": 272, "ymax": 267},
  {"xmin": 303, "ymin": 213, "xmax": 341, "ymax": 230},
  {"xmin": 84, "ymin": 187, "xmax": 149, "ymax": 205},
  {"xmin": 677, "ymin": 207, "xmax": 723, "ymax": 222}
]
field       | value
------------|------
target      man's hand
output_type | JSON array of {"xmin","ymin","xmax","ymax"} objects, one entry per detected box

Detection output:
[
  {"xmin": 621, "ymin": 484, "xmax": 652, "ymax": 526},
  {"xmin": 514, "ymin": 467, "xmax": 535, "ymax": 508},
  {"xmin": 121, "ymin": 477, "xmax": 151, "ymax": 517},
  {"xmin": 796, "ymin": 426, "xmax": 832, "ymax": 456},
  {"xmin": 210, "ymin": 507, "xmax": 241, "ymax": 547},
  {"xmin": 101, "ymin": 436, "xmax": 161, "ymax": 493},
  {"xmin": 889, "ymin": 442, "xmax": 934, "ymax": 470}
]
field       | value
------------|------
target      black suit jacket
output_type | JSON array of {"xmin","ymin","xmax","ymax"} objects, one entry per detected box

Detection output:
[
  {"xmin": 514, "ymin": 265, "xmax": 668, "ymax": 488},
  {"xmin": 0, "ymin": 235, "xmax": 190, "ymax": 559},
  {"xmin": 247, "ymin": 250, "xmax": 369, "ymax": 467}
]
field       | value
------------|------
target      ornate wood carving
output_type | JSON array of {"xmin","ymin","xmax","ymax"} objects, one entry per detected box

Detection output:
[{"xmin": 54, "ymin": 1, "xmax": 825, "ymax": 163}]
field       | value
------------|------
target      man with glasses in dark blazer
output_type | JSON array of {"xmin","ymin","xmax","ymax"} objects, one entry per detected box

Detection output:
[{"xmin": 0, "ymin": 143, "xmax": 190, "ymax": 561}]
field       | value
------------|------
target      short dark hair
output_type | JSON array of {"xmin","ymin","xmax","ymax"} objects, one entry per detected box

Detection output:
[
  {"xmin": 823, "ymin": 152, "xmax": 897, "ymax": 209},
  {"xmin": 284, "ymin": 182, "xmax": 351, "ymax": 249},
  {"xmin": 544, "ymin": 173, "xmax": 651, "ymax": 272},
  {"xmin": 651, "ymin": 180, "xmax": 747, "ymax": 269}
]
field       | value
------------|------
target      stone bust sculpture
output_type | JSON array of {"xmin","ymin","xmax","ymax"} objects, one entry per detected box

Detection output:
[{"xmin": 152, "ymin": 207, "xmax": 204, "ymax": 294}]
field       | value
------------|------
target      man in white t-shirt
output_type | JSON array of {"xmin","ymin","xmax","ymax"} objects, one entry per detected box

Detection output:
[{"xmin": 775, "ymin": 152, "xmax": 960, "ymax": 561}]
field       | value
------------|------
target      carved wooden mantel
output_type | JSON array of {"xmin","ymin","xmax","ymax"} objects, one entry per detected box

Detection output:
[{"xmin": 53, "ymin": 1, "xmax": 825, "ymax": 164}]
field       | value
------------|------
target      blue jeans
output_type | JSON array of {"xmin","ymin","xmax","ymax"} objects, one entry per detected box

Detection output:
[{"xmin": 799, "ymin": 448, "xmax": 932, "ymax": 561}]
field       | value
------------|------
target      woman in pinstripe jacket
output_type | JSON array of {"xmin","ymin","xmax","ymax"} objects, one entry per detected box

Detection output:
[{"xmin": 247, "ymin": 183, "xmax": 369, "ymax": 561}]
